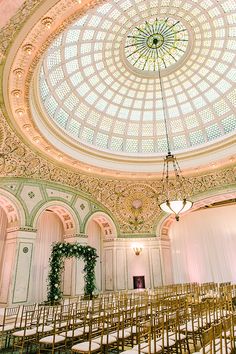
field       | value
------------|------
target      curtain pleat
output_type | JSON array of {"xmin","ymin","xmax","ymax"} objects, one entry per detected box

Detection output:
[
  {"xmin": 32, "ymin": 211, "xmax": 63, "ymax": 303},
  {"xmin": 170, "ymin": 205, "xmax": 236, "ymax": 283}
]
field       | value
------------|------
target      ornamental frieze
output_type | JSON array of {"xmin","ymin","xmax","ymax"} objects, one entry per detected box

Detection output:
[{"xmin": 0, "ymin": 109, "xmax": 235, "ymax": 234}]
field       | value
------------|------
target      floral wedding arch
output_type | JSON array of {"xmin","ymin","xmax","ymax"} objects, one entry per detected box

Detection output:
[{"xmin": 47, "ymin": 242, "xmax": 98, "ymax": 303}]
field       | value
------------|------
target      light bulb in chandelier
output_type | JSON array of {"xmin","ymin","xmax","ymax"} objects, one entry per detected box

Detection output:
[{"xmin": 160, "ymin": 199, "xmax": 193, "ymax": 221}]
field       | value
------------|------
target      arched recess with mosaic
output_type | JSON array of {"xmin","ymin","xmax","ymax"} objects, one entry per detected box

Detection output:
[
  {"xmin": 84, "ymin": 211, "xmax": 118, "ymax": 292},
  {"xmin": 0, "ymin": 188, "xmax": 25, "ymax": 306}
]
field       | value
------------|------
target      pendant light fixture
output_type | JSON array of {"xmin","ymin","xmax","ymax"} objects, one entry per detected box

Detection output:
[{"xmin": 158, "ymin": 68, "xmax": 193, "ymax": 221}]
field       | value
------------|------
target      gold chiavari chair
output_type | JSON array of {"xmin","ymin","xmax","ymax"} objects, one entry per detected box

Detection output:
[
  {"xmin": 193, "ymin": 321, "xmax": 231, "ymax": 354},
  {"xmin": 0, "ymin": 305, "xmax": 20, "ymax": 349},
  {"xmin": 93, "ymin": 310, "xmax": 118, "ymax": 353},
  {"xmin": 71, "ymin": 313, "xmax": 105, "ymax": 354},
  {"xmin": 133, "ymin": 317, "xmax": 163, "ymax": 354},
  {"xmin": 129, "ymin": 303, "xmax": 149, "ymax": 346},
  {"xmin": 12, "ymin": 309, "xmax": 40, "ymax": 354},
  {"xmin": 18, "ymin": 303, "xmax": 37, "ymax": 329},
  {"xmin": 38, "ymin": 312, "xmax": 67, "ymax": 353},
  {"xmin": 115, "ymin": 308, "xmax": 132, "ymax": 352},
  {"xmin": 222, "ymin": 315, "xmax": 234, "ymax": 352},
  {"xmin": 192, "ymin": 325, "xmax": 213, "ymax": 354},
  {"xmin": 60, "ymin": 308, "xmax": 88, "ymax": 346},
  {"xmin": 175, "ymin": 307, "xmax": 190, "ymax": 353},
  {"xmin": 184, "ymin": 302, "xmax": 205, "ymax": 351}
]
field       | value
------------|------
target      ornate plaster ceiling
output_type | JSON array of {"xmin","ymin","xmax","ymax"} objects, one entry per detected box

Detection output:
[{"xmin": 3, "ymin": 0, "xmax": 236, "ymax": 177}]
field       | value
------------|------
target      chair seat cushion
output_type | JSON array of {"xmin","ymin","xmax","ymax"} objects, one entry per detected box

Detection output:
[
  {"xmin": 156, "ymin": 337, "xmax": 176, "ymax": 347},
  {"xmin": 199, "ymin": 339, "xmax": 231, "ymax": 354},
  {"xmin": 60, "ymin": 327, "xmax": 84, "ymax": 338},
  {"xmin": 93, "ymin": 334, "xmax": 117, "ymax": 345},
  {"xmin": 134, "ymin": 340, "xmax": 162, "ymax": 353},
  {"xmin": 37, "ymin": 325, "xmax": 53, "ymax": 333},
  {"xmin": 2, "ymin": 324, "xmax": 15, "ymax": 331},
  {"xmin": 118, "ymin": 329, "xmax": 132, "ymax": 338},
  {"xmin": 71, "ymin": 341, "xmax": 101, "ymax": 352},
  {"xmin": 12, "ymin": 328, "xmax": 37, "ymax": 337},
  {"xmin": 39, "ymin": 334, "xmax": 65, "ymax": 344}
]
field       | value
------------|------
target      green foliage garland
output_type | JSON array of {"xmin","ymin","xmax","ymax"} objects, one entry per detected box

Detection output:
[{"xmin": 47, "ymin": 242, "xmax": 98, "ymax": 303}]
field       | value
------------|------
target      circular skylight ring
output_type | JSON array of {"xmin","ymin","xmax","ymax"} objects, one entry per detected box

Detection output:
[
  {"xmin": 125, "ymin": 18, "xmax": 189, "ymax": 72},
  {"xmin": 38, "ymin": 0, "xmax": 236, "ymax": 156}
]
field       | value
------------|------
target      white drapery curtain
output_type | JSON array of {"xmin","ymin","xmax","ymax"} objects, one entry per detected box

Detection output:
[
  {"xmin": 0, "ymin": 207, "xmax": 8, "ymax": 298},
  {"xmin": 170, "ymin": 205, "xmax": 236, "ymax": 284},
  {"xmin": 87, "ymin": 220, "xmax": 102, "ymax": 292},
  {"xmin": 32, "ymin": 211, "xmax": 63, "ymax": 303},
  {"xmin": 0, "ymin": 207, "xmax": 7, "ymax": 265}
]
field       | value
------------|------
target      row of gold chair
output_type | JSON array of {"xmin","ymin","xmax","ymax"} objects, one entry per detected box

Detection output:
[{"xmin": 1, "ymin": 282, "xmax": 236, "ymax": 352}]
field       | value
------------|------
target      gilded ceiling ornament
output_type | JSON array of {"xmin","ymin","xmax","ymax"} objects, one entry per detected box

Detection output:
[
  {"xmin": 11, "ymin": 90, "xmax": 22, "ymax": 98},
  {"xmin": 114, "ymin": 184, "xmax": 161, "ymax": 233},
  {"xmin": 13, "ymin": 68, "xmax": 24, "ymax": 78},
  {"xmin": 41, "ymin": 17, "xmax": 53, "ymax": 29},
  {"xmin": 22, "ymin": 44, "xmax": 34, "ymax": 55}
]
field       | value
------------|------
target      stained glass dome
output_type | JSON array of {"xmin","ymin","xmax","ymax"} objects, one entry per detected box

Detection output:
[
  {"xmin": 39, "ymin": 0, "xmax": 236, "ymax": 156},
  {"xmin": 125, "ymin": 18, "xmax": 188, "ymax": 72}
]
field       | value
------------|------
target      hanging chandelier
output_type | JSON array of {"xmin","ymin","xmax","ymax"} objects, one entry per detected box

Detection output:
[{"xmin": 158, "ymin": 69, "xmax": 193, "ymax": 221}]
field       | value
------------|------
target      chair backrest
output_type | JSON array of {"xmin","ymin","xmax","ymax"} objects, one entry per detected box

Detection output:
[
  {"xmin": 18, "ymin": 303, "xmax": 37, "ymax": 328},
  {"xmin": 202, "ymin": 326, "xmax": 214, "ymax": 354},
  {"xmin": 221, "ymin": 317, "xmax": 233, "ymax": 354},
  {"xmin": 1, "ymin": 306, "xmax": 20, "ymax": 329},
  {"xmin": 137, "ymin": 319, "xmax": 152, "ymax": 354}
]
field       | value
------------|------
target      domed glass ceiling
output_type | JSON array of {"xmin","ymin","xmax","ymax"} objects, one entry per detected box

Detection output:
[{"xmin": 39, "ymin": 0, "xmax": 236, "ymax": 156}]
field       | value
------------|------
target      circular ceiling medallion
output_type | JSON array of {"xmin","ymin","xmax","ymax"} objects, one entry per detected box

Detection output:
[{"xmin": 125, "ymin": 18, "xmax": 188, "ymax": 72}]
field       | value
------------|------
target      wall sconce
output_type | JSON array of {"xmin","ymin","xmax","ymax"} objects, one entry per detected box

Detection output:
[{"xmin": 132, "ymin": 243, "xmax": 143, "ymax": 256}]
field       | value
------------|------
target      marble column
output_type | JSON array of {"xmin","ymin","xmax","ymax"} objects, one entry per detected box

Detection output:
[{"xmin": 0, "ymin": 227, "xmax": 37, "ymax": 306}]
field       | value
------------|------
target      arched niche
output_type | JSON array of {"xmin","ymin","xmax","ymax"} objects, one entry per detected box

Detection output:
[
  {"xmin": 0, "ymin": 189, "xmax": 24, "ymax": 229},
  {"xmin": 0, "ymin": 191, "xmax": 23, "ymax": 304},
  {"xmin": 32, "ymin": 202, "xmax": 79, "ymax": 303},
  {"xmin": 84, "ymin": 212, "xmax": 117, "ymax": 292},
  {"xmin": 84, "ymin": 212, "xmax": 117, "ymax": 240},
  {"xmin": 32, "ymin": 201, "xmax": 79, "ymax": 236}
]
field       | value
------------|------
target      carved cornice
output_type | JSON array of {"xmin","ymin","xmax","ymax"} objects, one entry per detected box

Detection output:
[{"xmin": 64, "ymin": 233, "xmax": 88, "ymax": 239}]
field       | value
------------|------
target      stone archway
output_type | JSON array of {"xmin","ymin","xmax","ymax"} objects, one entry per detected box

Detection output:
[{"xmin": 47, "ymin": 242, "xmax": 98, "ymax": 303}]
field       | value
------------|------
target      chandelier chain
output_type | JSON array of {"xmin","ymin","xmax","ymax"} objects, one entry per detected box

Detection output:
[{"xmin": 158, "ymin": 66, "xmax": 171, "ymax": 155}]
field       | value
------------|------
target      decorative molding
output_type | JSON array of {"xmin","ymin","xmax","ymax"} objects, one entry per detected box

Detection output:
[
  {"xmin": 64, "ymin": 233, "xmax": 88, "ymax": 239},
  {"xmin": 19, "ymin": 227, "xmax": 37, "ymax": 232},
  {"xmin": 0, "ymin": 110, "xmax": 235, "ymax": 234}
]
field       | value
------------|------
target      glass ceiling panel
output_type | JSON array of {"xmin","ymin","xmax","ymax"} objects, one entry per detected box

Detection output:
[{"xmin": 39, "ymin": 0, "xmax": 236, "ymax": 155}]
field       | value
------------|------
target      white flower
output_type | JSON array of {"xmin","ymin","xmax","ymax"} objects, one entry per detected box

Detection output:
[
  {"xmin": 54, "ymin": 295, "xmax": 58, "ymax": 300},
  {"xmin": 55, "ymin": 284, "xmax": 58, "ymax": 288}
]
